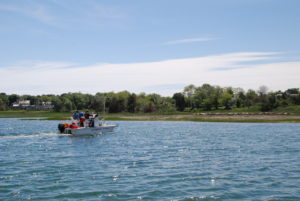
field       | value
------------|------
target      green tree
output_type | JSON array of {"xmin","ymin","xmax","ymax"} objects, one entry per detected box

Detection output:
[
  {"xmin": 52, "ymin": 97, "xmax": 63, "ymax": 112},
  {"xmin": 69, "ymin": 93, "xmax": 86, "ymax": 110},
  {"xmin": 8, "ymin": 94, "xmax": 19, "ymax": 106},
  {"xmin": 143, "ymin": 102, "xmax": 155, "ymax": 113},
  {"xmin": 203, "ymin": 98, "xmax": 213, "ymax": 111},
  {"xmin": 183, "ymin": 84, "xmax": 196, "ymax": 97},
  {"xmin": 62, "ymin": 97, "xmax": 73, "ymax": 112},
  {"xmin": 291, "ymin": 94, "xmax": 300, "ymax": 105},
  {"xmin": 160, "ymin": 97, "xmax": 176, "ymax": 112},
  {"xmin": 0, "ymin": 99, "xmax": 6, "ymax": 111},
  {"xmin": 91, "ymin": 97, "xmax": 103, "ymax": 113},
  {"xmin": 192, "ymin": 84, "xmax": 215, "ymax": 109},
  {"xmin": 127, "ymin": 93, "xmax": 137, "ymax": 113},
  {"xmin": 236, "ymin": 91, "xmax": 246, "ymax": 108},
  {"xmin": 105, "ymin": 91, "xmax": 129, "ymax": 113},
  {"xmin": 0, "ymin": 93, "xmax": 8, "ymax": 110},
  {"xmin": 245, "ymin": 89, "xmax": 257, "ymax": 108},
  {"xmin": 212, "ymin": 86, "xmax": 222, "ymax": 110},
  {"xmin": 136, "ymin": 93, "xmax": 150, "ymax": 112},
  {"xmin": 172, "ymin": 93, "xmax": 185, "ymax": 111},
  {"xmin": 259, "ymin": 93, "xmax": 278, "ymax": 112},
  {"xmin": 286, "ymin": 88, "xmax": 299, "ymax": 95},
  {"xmin": 220, "ymin": 92, "xmax": 233, "ymax": 110},
  {"xmin": 147, "ymin": 93, "xmax": 163, "ymax": 112},
  {"xmin": 183, "ymin": 84, "xmax": 196, "ymax": 109}
]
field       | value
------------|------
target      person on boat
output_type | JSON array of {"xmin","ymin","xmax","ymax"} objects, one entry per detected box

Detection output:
[
  {"xmin": 70, "ymin": 122, "xmax": 78, "ymax": 129},
  {"xmin": 94, "ymin": 114, "xmax": 100, "ymax": 127},
  {"xmin": 84, "ymin": 111, "xmax": 90, "ymax": 119},
  {"xmin": 79, "ymin": 111, "xmax": 84, "ymax": 119},
  {"xmin": 79, "ymin": 116, "xmax": 85, "ymax": 127},
  {"xmin": 64, "ymin": 123, "xmax": 70, "ymax": 128},
  {"xmin": 72, "ymin": 111, "xmax": 80, "ymax": 120},
  {"xmin": 89, "ymin": 116, "xmax": 95, "ymax": 127}
]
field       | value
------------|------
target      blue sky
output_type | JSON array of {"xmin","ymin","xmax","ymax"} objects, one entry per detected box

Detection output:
[{"xmin": 0, "ymin": 0, "xmax": 300, "ymax": 95}]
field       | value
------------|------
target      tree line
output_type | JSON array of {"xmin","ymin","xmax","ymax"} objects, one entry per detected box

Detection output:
[{"xmin": 0, "ymin": 84, "xmax": 300, "ymax": 113}]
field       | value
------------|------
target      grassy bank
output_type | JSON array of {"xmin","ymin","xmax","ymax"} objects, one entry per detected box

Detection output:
[
  {"xmin": 0, "ymin": 110, "xmax": 70, "ymax": 120},
  {"xmin": 1, "ymin": 110, "xmax": 300, "ymax": 123}
]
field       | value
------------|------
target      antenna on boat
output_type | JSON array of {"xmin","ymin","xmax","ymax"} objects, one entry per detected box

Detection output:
[{"xmin": 95, "ymin": 97, "xmax": 111, "ymax": 122}]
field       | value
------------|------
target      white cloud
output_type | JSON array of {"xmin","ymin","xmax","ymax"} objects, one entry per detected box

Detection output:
[
  {"xmin": 0, "ymin": 3, "xmax": 58, "ymax": 26},
  {"xmin": 164, "ymin": 37, "xmax": 218, "ymax": 45},
  {"xmin": 0, "ymin": 52, "xmax": 299, "ymax": 96},
  {"xmin": 3, "ymin": 61, "xmax": 77, "ymax": 71},
  {"xmin": 0, "ymin": 1, "xmax": 127, "ymax": 28}
]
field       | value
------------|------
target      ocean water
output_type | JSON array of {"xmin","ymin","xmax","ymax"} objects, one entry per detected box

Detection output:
[{"xmin": 0, "ymin": 119, "xmax": 300, "ymax": 201}]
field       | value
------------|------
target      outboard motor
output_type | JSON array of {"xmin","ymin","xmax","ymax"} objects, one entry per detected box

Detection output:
[{"xmin": 58, "ymin": 123, "xmax": 65, "ymax": 133}]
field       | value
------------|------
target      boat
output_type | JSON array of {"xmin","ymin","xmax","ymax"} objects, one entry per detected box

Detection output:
[
  {"xmin": 58, "ymin": 121, "xmax": 117, "ymax": 136},
  {"xmin": 58, "ymin": 97, "xmax": 117, "ymax": 136}
]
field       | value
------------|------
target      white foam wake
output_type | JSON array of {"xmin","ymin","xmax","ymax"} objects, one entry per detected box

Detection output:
[{"xmin": 0, "ymin": 133, "xmax": 70, "ymax": 139}]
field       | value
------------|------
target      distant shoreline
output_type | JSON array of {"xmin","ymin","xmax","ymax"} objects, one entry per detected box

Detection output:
[
  {"xmin": 1, "ymin": 111, "xmax": 300, "ymax": 123},
  {"xmin": 108, "ymin": 113, "xmax": 300, "ymax": 123}
]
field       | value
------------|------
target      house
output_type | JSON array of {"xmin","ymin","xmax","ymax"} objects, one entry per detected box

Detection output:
[
  {"xmin": 11, "ymin": 100, "xmax": 54, "ymax": 110},
  {"xmin": 19, "ymin": 100, "xmax": 30, "ymax": 106},
  {"xmin": 12, "ymin": 100, "xmax": 30, "ymax": 109},
  {"xmin": 35, "ymin": 102, "xmax": 54, "ymax": 110}
]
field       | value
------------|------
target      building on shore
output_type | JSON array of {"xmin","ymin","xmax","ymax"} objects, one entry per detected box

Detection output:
[{"xmin": 11, "ymin": 100, "xmax": 54, "ymax": 110}]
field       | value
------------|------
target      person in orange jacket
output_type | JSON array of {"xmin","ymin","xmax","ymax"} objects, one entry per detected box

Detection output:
[{"xmin": 70, "ymin": 122, "xmax": 78, "ymax": 129}]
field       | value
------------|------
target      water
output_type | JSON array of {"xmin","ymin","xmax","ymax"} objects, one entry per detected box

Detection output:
[{"xmin": 1, "ymin": 119, "xmax": 300, "ymax": 201}]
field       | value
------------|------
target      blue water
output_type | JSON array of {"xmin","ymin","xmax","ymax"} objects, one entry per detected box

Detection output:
[{"xmin": 0, "ymin": 119, "xmax": 300, "ymax": 201}]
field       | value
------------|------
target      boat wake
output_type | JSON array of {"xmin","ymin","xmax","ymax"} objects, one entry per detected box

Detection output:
[
  {"xmin": 0, "ymin": 131, "xmax": 116, "ymax": 139},
  {"xmin": 0, "ymin": 133, "xmax": 70, "ymax": 139}
]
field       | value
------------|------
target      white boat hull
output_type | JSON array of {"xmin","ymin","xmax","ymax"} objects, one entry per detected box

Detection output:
[{"xmin": 62, "ymin": 124, "xmax": 117, "ymax": 136}]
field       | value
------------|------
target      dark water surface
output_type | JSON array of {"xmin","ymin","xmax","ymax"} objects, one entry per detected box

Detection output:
[{"xmin": 0, "ymin": 119, "xmax": 300, "ymax": 200}]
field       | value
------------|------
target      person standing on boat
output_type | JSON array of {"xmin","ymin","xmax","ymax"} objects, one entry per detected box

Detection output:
[
  {"xmin": 79, "ymin": 116, "xmax": 85, "ymax": 127},
  {"xmin": 72, "ymin": 111, "xmax": 80, "ymax": 120},
  {"xmin": 83, "ymin": 111, "xmax": 90, "ymax": 127},
  {"xmin": 87, "ymin": 112, "xmax": 95, "ymax": 127},
  {"xmin": 79, "ymin": 111, "xmax": 84, "ymax": 119},
  {"xmin": 94, "ymin": 114, "xmax": 100, "ymax": 127},
  {"xmin": 84, "ymin": 111, "xmax": 90, "ymax": 119}
]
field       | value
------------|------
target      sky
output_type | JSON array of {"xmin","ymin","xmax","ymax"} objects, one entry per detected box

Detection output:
[{"xmin": 0, "ymin": 0, "xmax": 300, "ymax": 96}]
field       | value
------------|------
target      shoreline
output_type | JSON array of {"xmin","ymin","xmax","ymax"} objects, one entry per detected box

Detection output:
[
  {"xmin": 107, "ymin": 113, "xmax": 300, "ymax": 123},
  {"xmin": 1, "ymin": 111, "xmax": 300, "ymax": 123}
]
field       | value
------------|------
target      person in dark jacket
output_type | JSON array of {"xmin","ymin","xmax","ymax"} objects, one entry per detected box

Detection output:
[{"xmin": 84, "ymin": 111, "xmax": 90, "ymax": 119}]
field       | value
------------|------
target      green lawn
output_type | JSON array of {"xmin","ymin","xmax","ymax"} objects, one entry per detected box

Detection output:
[
  {"xmin": 0, "ymin": 110, "xmax": 70, "ymax": 120},
  {"xmin": 273, "ymin": 105, "xmax": 300, "ymax": 115}
]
